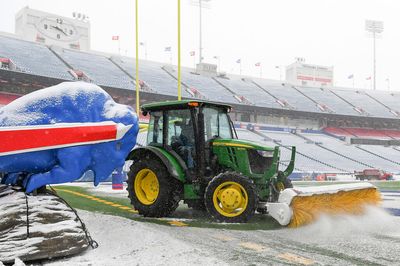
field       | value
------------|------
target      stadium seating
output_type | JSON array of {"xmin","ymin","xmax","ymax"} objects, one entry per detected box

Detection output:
[
  {"xmin": 332, "ymin": 88, "xmax": 395, "ymax": 118},
  {"xmin": 0, "ymin": 36, "xmax": 72, "ymax": 80},
  {"xmin": 295, "ymin": 86, "xmax": 360, "ymax": 115},
  {"xmin": 112, "ymin": 57, "xmax": 192, "ymax": 98},
  {"xmin": 366, "ymin": 90, "xmax": 400, "ymax": 117},
  {"xmin": 213, "ymin": 77, "xmax": 279, "ymax": 107},
  {"xmin": 0, "ymin": 92, "xmax": 20, "ymax": 106},
  {"xmin": 299, "ymin": 132, "xmax": 399, "ymax": 173},
  {"xmin": 52, "ymin": 49, "xmax": 134, "ymax": 90},
  {"xmin": 252, "ymin": 80, "xmax": 323, "ymax": 112}
]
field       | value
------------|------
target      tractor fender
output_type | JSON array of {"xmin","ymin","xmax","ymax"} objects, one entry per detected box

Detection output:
[{"xmin": 126, "ymin": 146, "xmax": 186, "ymax": 182}]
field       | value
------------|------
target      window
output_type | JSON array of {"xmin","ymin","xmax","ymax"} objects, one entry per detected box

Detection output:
[
  {"xmin": 147, "ymin": 111, "xmax": 163, "ymax": 145},
  {"xmin": 166, "ymin": 109, "xmax": 193, "ymax": 147},
  {"xmin": 203, "ymin": 107, "xmax": 232, "ymax": 141}
]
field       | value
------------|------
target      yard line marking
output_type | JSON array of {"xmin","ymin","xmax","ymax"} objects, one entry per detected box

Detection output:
[
  {"xmin": 167, "ymin": 220, "xmax": 188, "ymax": 227},
  {"xmin": 239, "ymin": 242, "xmax": 268, "ymax": 252},
  {"xmin": 119, "ymin": 206, "xmax": 133, "ymax": 210},
  {"xmin": 277, "ymin": 253, "xmax": 315, "ymax": 265},
  {"xmin": 55, "ymin": 188, "xmax": 138, "ymax": 214}
]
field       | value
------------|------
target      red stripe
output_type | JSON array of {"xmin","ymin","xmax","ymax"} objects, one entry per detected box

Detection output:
[{"xmin": 0, "ymin": 124, "xmax": 117, "ymax": 153}]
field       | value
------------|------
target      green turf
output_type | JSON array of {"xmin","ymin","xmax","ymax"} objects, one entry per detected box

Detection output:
[{"xmin": 54, "ymin": 185, "xmax": 281, "ymax": 230}]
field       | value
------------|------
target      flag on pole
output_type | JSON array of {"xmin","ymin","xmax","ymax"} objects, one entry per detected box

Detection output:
[
  {"xmin": 255, "ymin": 62, "xmax": 261, "ymax": 67},
  {"xmin": 366, "ymin": 76, "xmax": 371, "ymax": 80},
  {"xmin": 164, "ymin": 46, "xmax": 171, "ymax": 52},
  {"xmin": 348, "ymin": 74, "xmax": 354, "ymax": 79},
  {"xmin": 190, "ymin": 51, "xmax": 195, "ymax": 56},
  {"xmin": 236, "ymin": 59, "xmax": 241, "ymax": 64},
  {"xmin": 112, "ymin": 36, "xmax": 119, "ymax": 41}
]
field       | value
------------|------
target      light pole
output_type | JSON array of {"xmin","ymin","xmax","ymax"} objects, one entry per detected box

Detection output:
[
  {"xmin": 191, "ymin": 0, "xmax": 211, "ymax": 64},
  {"xmin": 177, "ymin": 0, "xmax": 181, "ymax": 100},
  {"xmin": 140, "ymin": 42, "xmax": 147, "ymax": 60},
  {"xmin": 365, "ymin": 20, "xmax": 384, "ymax": 90},
  {"xmin": 135, "ymin": 0, "xmax": 140, "ymax": 115},
  {"xmin": 275, "ymin": 65, "xmax": 283, "ymax": 81}
]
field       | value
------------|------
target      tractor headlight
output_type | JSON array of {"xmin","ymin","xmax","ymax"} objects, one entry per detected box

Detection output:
[{"xmin": 256, "ymin": 150, "xmax": 274, "ymax": 157}]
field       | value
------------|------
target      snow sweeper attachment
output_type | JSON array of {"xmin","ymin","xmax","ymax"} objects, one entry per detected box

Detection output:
[
  {"xmin": 266, "ymin": 182, "xmax": 381, "ymax": 227},
  {"xmin": 127, "ymin": 100, "xmax": 381, "ymax": 227}
]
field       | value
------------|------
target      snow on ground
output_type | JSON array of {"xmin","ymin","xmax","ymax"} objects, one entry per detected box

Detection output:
[{"xmin": 43, "ymin": 211, "xmax": 227, "ymax": 266}]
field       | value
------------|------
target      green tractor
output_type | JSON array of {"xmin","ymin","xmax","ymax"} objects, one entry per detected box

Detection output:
[{"xmin": 126, "ymin": 100, "xmax": 296, "ymax": 224}]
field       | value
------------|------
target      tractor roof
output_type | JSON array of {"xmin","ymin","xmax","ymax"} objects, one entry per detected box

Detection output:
[{"xmin": 141, "ymin": 100, "xmax": 232, "ymax": 112}]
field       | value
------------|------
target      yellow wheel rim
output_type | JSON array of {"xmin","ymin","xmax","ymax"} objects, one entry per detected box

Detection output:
[
  {"xmin": 134, "ymin": 168, "xmax": 159, "ymax": 205},
  {"xmin": 212, "ymin": 181, "xmax": 248, "ymax": 218}
]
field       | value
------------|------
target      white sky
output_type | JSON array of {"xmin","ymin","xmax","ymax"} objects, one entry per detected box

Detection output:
[{"xmin": 1, "ymin": 0, "xmax": 400, "ymax": 91}]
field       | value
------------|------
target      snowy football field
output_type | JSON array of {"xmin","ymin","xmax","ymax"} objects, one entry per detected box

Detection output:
[{"xmin": 42, "ymin": 182, "xmax": 400, "ymax": 266}]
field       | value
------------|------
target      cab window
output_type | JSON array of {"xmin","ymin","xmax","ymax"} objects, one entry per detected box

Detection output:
[{"xmin": 203, "ymin": 107, "xmax": 233, "ymax": 141}]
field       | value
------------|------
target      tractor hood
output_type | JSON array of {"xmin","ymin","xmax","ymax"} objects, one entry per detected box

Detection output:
[{"xmin": 212, "ymin": 138, "xmax": 275, "ymax": 151}]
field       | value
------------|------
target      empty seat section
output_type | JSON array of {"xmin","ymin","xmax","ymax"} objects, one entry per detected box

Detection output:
[
  {"xmin": 359, "ymin": 145, "xmax": 400, "ymax": 168},
  {"xmin": 255, "ymin": 82, "xmax": 321, "ymax": 113},
  {"xmin": 366, "ymin": 90, "xmax": 400, "ymax": 116},
  {"xmin": 343, "ymin": 128, "xmax": 391, "ymax": 139},
  {"xmin": 260, "ymin": 130, "xmax": 356, "ymax": 172},
  {"xmin": 0, "ymin": 36, "xmax": 71, "ymax": 80},
  {"xmin": 0, "ymin": 92, "xmax": 20, "ymax": 105},
  {"xmin": 116, "ymin": 58, "xmax": 191, "ymax": 97},
  {"xmin": 180, "ymin": 70, "xmax": 238, "ymax": 103},
  {"xmin": 302, "ymin": 133, "xmax": 399, "ymax": 172},
  {"xmin": 384, "ymin": 130, "xmax": 400, "ymax": 139},
  {"xmin": 55, "ymin": 49, "xmax": 133, "ymax": 90},
  {"xmin": 323, "ymin": 127, "xmax": 354, "ymax": 137},
  {"xmin": 214, "ymin": 77, "xmax": 280, "ymax": 108},
  {"xmin": 296, "ymin": 87, "xmax": 359, "ymax": 115},
  {"xmin": 333, "ymin": 89, "xmax": 394, "ymax": 118}
]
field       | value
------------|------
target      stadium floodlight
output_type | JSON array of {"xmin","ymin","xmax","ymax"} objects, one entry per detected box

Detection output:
[
  {"xmin": 190, "ymin": 0, "xmax": 211, "ymax": 64},
  {"xmin": 365, "ymin": 20, "xmax": 384, "ymax": 90}
]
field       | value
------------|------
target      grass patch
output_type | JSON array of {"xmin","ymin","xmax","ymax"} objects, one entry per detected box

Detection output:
[{"xmin": 54, "ymin": 185, "xmax": 281, "ymax": 230}]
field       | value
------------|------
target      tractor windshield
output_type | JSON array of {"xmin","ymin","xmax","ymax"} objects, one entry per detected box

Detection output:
[{"xmin": 203, "ymin": 106, "xmax": 233, "ymax": 141}]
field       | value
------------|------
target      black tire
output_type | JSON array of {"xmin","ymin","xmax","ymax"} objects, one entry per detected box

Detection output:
[
  {"xmin": 186, "ymin": 199, "xmax": 207, "ymax": 211},
  {"xmin": 127, "ymin": 158, "xmax": 182, "ymax": 217},
  {"xmin": 204, "ymin": 172, "xmax": 258, "ymax": 223}
]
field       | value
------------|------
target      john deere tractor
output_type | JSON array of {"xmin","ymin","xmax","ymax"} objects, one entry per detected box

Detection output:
[{"xmin": 126, "ymin": 100, "xmax": 296, "ymax": 224}]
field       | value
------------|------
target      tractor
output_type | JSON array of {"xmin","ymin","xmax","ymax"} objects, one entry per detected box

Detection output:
[{"xmin": 126, "ymin": 100, "xmax": 296, "ymax": 224}]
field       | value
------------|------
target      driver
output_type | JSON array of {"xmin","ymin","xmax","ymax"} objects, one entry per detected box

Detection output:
[{"xmin": 172, "ymin": 119, "xmax": 195, "ymax": 168}]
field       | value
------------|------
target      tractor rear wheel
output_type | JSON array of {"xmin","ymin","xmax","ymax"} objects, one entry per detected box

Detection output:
[
  {"xmin": 204, "ymin": 172, "xmax": 258, "ymax": 223},
  {"xmin": 127, "ymin": 158, "xmax": 182, "ymax": 217}
]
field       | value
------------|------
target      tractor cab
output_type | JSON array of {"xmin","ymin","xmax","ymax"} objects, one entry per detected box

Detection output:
[{"xmin": 142, "ymin": 100, "xmax": 238, "ymax": 178}]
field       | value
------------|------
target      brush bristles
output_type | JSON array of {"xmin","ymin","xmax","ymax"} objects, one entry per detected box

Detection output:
[{"xmin": 288, "ymin": 188, "xmax": 381, "ymax": 228}]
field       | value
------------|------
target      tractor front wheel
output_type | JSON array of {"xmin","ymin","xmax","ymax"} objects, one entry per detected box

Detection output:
[
  {"xmin": 127, "ymin": 158, "xmax": 182, "ymax": 217},
  {"xmin": 205, "ymin": 172, "xmax": 257, "ymax": 223}
]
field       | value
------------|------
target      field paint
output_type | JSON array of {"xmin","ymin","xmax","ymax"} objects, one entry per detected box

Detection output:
[
  {"xmin": 167, "ymin": 220, "xmax": 188, "ymax": 227},
  {"xmin": 239, "ymin": 242, "xmax": 268, "ymax": 252},
  {"xmin": 55, "ymin": 188, "xmax": 138, "ymax": 214},
  {"xmin": 277, "ymin": 253, "xmax": 315, "ymax": 265}
]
